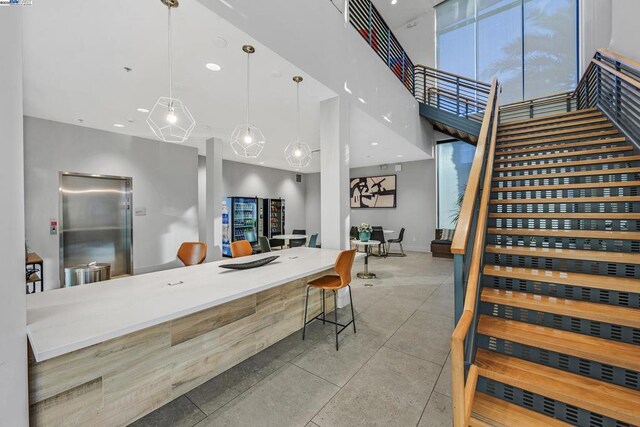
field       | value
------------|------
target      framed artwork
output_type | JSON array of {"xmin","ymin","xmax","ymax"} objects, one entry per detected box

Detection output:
[{"xmin": 350, "ymin": 174, "xmax": 397, "ymax": 208}]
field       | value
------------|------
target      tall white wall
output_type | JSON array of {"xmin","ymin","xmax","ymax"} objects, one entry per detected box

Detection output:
[
  {"xmin": 305, "ymin": 173, "xmax": 322, "ymax": 241},
  {"xmin": 609, "ymin": 0, "xmax": 640, "ymax": 63},
  {"xmin": 0, "ymin": 8, "xmax": 29, "ymax": 425},
  {"xmin": 350, "ymin": 160, "xmax": 437, "ymax": 253},
  {"xmin": 580, "ymin": 0, "xmax": 613, "ymax": 71},
  {"xmin": 24, "ymin": 117, "xmax": 199, "ymax": 288},
  {"xmin": 393, "ymin": 10, "xmax": 436, "ymax": 68}
]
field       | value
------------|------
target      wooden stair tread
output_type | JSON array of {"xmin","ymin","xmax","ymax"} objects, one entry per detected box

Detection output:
[
  {"xmin": 470, "ymin": 392, "xmax": 571, "ymax": 427},
  {"xmin": 482, "ymin": 264, "xmax": 640, "ymax": 293},
  {"xmin": 494, "ymin": 146, "xmax": 632, "ymax": 163},
  {"xmin": 497, "ymin": 129, "xmax": 620, "ymax": 149},
  {"xmin": 481, "ymin": 289, "xmax": 640, "ymax": 330},
  {"xmin": 498, "ymin": 123, "xmax": 614, "ymax": 143},
  {"xmin": 495, "ymin": 136, "xmax": 628, "ymax": 156},
  {"xmin": 491, "ymin": 179, "xmax": 640, "ymax": 192},
  {"xmin": 488, "ymin": 227, "xmax": 640, "ymax": 240},
  {"xmin": 475, "ymin": 348, "xmax": 640, "ymax": 426},
  {"xmin": 498, "ymin": 108, "xmax": 599, "ymax": 128},
  {"xmin": 485, "ymin": 244, "xmax": 640, "ymax": 264},
  {"xmin": 493, "ymin": 167, "xmax": 640, "ymax": 182},
  {"xmin": 494, "ymin": 155, "xmax": 640, "ymax": 173},
  {"xmin": 497, "ymin": 111, "xmax": 604, "ymax": 132},
  {"xmin": 498, "ymin": 117, "xmax": 609, "ymax": 137},
  {"xmin": 489, "ymin": 212, "xmax": 640, "ymax": 220},
  {"xmin": 490, "ymin": 196, "xmax": 640, "ymax": 204}
]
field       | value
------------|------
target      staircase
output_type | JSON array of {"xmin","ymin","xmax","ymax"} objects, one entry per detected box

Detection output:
[
  {"xmin": 449, "ymin": 49, "xmax": 640, "ymax": 427},
  {"xmin": 471, "ymin": 108, "xmax": 640, "ymax": 427}
]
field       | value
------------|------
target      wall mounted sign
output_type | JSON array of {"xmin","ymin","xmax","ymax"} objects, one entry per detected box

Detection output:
[{"xmin": 350, "ymin": 174, "xmax": 397, "ymax": 208}]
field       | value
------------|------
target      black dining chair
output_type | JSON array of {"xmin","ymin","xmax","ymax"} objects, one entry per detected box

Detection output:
[
  {"xmin": 290, "ymin": 229, "xmax": 307, "ymax": 248},
  {"xmin": 258, "ymin": 236, "xmax": 271, "ymax": 253},
  {"xmin": 387, "ymin": 228, "xmax": 406, "ymax": 257},
  {"xmin": 370, "ymin": 226, "xmax": 386, "ymax": 257},
  {"xmin": 269, "ymin": 238, "xmax": 285, "ymax": 250},
  {"xmin": 349, "ymin": 226, "xmax": 358, "ymax": 240}
]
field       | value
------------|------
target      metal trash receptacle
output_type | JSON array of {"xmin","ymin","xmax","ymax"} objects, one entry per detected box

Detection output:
[{"xmin": 64, "ymin": 263, "xmax": 111, "ymax": 287}]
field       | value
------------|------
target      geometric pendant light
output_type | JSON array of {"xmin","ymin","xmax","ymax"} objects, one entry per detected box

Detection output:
[
  {"xmin": 147, "ymin": 0, "xmax": 195, "ymax": 143},
  {"xmin": 230, "ymin": 45, "xmax": 266, "ymax": 158},
  {"xmin": 284, "ymin": 76, "xmax": 312, "ymax": 168}
]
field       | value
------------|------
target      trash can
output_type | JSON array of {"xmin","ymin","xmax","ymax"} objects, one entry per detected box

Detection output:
[{"xmin": 64, "ymin": 263, "xmax": 111, "ymax": 287}]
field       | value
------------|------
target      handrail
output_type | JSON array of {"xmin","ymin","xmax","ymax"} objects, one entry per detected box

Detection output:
[
  {"xmin": 345, "ymin": 0, "xmax": 415, "ymax": 93},
  {"xmin": 450, "ymin": 78, "xmax": 498, "ymax": 255},
  {"xmin": 451, "ymin": 79, "xmax": 500, "ymax": 427},
  {"xmin": 416, "ymin": 64, "xmax": 492, "ymax": 90}
]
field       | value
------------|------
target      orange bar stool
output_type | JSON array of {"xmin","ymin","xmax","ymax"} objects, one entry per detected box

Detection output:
[
  {"xmin": 231, "ymin": 240, "xmax": 253, "ymax": 258},
  {"xmin": 177, "ymin": 242, "xmax": 207, "ymax": 266},
  {"xmin": 302, "ymin": 248, "xmax": 357, "ymax": 350}
]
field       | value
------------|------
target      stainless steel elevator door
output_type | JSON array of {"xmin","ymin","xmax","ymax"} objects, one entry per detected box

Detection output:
[{"xmin": 60, "ymin": 174, "xmax": 132, "ymax": 286}]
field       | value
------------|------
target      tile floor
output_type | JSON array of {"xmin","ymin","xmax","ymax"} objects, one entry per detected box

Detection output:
[{"xmin": 131, "ymin": 252, "xmax": 455, "ymax": 427}]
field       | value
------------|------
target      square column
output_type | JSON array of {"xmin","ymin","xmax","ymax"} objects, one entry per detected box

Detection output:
[
  {"xmin": 205, "ymin": 138, "xmax": 224, "ymax": 261},
  {"xmin": 320, "ymin": 97, "xmax": 351, "ymax": 307}
]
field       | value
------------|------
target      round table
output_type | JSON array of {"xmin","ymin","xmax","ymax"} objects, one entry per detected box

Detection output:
[
  {"xmin": 272, "ymin": 234, "xmax": 308, "ymax": 248},
  {"xmin": 383, "ymin": 230, "xmax": 395, "ymax": 235},
  {"xmin": 352, "ymin": 239, "xmax": 380, "ymax": 279}
]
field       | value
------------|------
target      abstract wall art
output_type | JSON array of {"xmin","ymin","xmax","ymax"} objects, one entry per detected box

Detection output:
[{"xmin": 350, "ymin": 174, "xmax": 397, "ymax": 208}]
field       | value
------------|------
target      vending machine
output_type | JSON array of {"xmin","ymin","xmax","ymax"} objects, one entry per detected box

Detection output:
[
  {"xmin": 221, "ymin": 197, "xmax": 259, "ymax": 257},
  {"xmin": 264, "ymin": 198, "xmax": 286, "ymax": 238}
]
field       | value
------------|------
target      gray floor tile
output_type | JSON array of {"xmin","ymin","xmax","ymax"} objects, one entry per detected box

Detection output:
[
  {"xmin": 187, "ymin": 322, "xmax": 330, "ymax": 415},
  {"xmin": 306, "ymin": 423, "xmax": 320, "ymax": 427},
  {"xmin": 386, "ymin": 283, "xmax": 440, "ymax": 301},
  {"xmin": 416, "ymin": 287, "xmax": 455, "ymax": 319},
  {"xmin": 418, "ymin": 392, "xmax": 453, "ymax": 427},
  {"xmin": 434, "ymin": 354, "xmax": 452, "ymax": 397},
  {"xmin": 313, "ymin": 347, "xmax": 441, "ymax": 427},
  {"xmin": 293, "ymin": 321, "xmax": 393, "ymax": 386},
  {"xmin": 130, "ymin": 395, "xmax": 205, "ymax": 427},
  {"xmin": 198, "ymin": 364, "xmax": 339, "ymax": 427},
  {"xmin": 385, "ymin": 311, "xmax": 453, "ymax": 366},
  {"xmin": 356, "ymin": 295, "xmax": 424, "ymax": 331}
]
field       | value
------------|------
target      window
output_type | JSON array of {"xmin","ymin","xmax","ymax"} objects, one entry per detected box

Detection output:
[
  {"xmin": 437, "ymin": 140, "xmax": 476, "ymax": 230},
  {"xmin": 436, "ymin": 0, "xmax": 577, "ymax": 103}
]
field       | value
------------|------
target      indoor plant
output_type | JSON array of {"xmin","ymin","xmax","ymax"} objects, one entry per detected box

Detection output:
[{"xmin": 357, "ymin": 223, "xmax": 372, "ymax": 242}]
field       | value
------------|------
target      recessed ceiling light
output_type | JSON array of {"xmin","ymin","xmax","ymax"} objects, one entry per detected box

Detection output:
[
  {"xmin": 358, "ymin": 97, "xmax": 367, "ymax": 104},
  {"xmin": 213, "ymin": 36, "xmax": 228, "ymax": 48},
  {"xmin": 206, "ymin": 62, "xmax": 222, "ymax": 72},
  {"xmin": 113, "ymin": 123, "xmax": 125, "ymax": 128},
  {"xmin": 396, "ymin": 154, "xmax": 403, "ymax": 158},
  {"xmin": 371, "ymin": 142, "xmax": 379, "ymax": 146},
  {"xmin": 260, "ymin": 162, "xmax": 265, "ymax": 165},
  {"xmin": 391, "ymin": 0, "xmax": 398, "ymax": 4},
  {"xmin": 383, "ymin": 115, "xmax": 392, "ymax": 123},
  {"xmin": 137, "ymin": 108, "xmax": 149, "ymax": 113}
]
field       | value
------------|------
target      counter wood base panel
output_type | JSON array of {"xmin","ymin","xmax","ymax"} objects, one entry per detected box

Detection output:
[{"xmin": 28, "ymin": 269, "xmax": 334, "ymax": 427}]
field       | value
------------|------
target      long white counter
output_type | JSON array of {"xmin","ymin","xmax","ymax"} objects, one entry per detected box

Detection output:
[{"xmin": 27, "ymin": 247, "xmax": 357, "ymax": 362}]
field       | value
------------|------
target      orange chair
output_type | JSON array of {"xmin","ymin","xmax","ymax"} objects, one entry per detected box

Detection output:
[
  {"xmin": 231, "ymin": 240, "xmax": 253, "ymax": 258},
  {"xmin": 177, "ymin": 242, "xmax": 207, "ymax": 266},
  {"xmin": 302, "ymin": 248, "xmax": 357, "ymax": 350}
]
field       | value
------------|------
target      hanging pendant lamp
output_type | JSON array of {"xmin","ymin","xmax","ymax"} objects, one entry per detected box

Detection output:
[
  {"xmin": 147, "ymin": 0, "xmax": 195, "ymax": 143},
  {"xmin": 285, "ymin": 76, "xmax": 312, "ymax": 168},
  {"xmin": 231, "ymin": 45, "xmax": 265, "ymax": 158}
]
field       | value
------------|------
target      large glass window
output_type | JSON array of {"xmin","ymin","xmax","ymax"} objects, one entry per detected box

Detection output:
[
  {"xmin": 436, "ymin": 0, "xmax": 577, "ymax": 103},
  {"xmin": 437, "ymin": 140, "xmax": 476, "ymax": 230}
]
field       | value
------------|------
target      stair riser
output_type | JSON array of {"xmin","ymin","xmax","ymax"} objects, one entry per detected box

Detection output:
[
  {"xmin": 497, "ymin": 125, "xmax": 615, "ymax": 143},
  {"xmin": 484, "ymin": 252, "xmax": 640, "ymax": 278},
  {"xmin": 496, "ymin": 130, "xmax": 621, "ymax": 149},
  {"xmin": 476, "ymin": 377, "xmax": 627, "ymax": 427},
  {"xmin": 497, "ymin": 119, "xmax": 610, "ymax": 137},
  {"xmin": 497, "ymin": 145, "xmax": 630, "ymax": 160},
  {"xmin": 477, "ymin": 336, "xmax": 640, "ymax": 392},
  {"xmin": 485, "ymin": 234, "xmax": 640, "ymax": 252},
  {"xmin": 495, "ymin": 153, "xmax": 635, "ymax": 168},
  {"xmin": 488, "ymin": 217, "xmax": 640, "ymax": 232},
  {"xmin": 491, "ymin": 187, "xmax": 640, "ymax": 200}
]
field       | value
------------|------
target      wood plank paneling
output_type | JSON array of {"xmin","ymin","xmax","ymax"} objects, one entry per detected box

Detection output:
[{"xmin": 29, "ymin": 268, "xmax": 334, "ymax": 427}]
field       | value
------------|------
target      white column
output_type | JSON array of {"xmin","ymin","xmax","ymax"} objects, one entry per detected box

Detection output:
[
  {"xmin": 205, "ymin": 138, "xmax": 224, "ymax": 261},
  {"xmin": 0, "ymin": 8, "xmax": 29, "ymax": 424},
  {"xmin": 320, "ymin": 96, "xmax": 351, "ymax": 307}
]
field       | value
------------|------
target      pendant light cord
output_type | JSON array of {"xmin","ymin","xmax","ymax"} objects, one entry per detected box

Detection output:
[
  {"xmin": 246, "ymin": 52, "xmax": 251, "ymax": 128},
  {"xmin": 168, "ymin": 5, "xmax": 173, "ymax": 103},
  {"xmin": 296, "ymin": 81, "xmax": 301, "ymax": 143}
]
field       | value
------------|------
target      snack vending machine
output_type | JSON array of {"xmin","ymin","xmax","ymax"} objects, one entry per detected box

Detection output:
[
  {"xmin": 264, "ymin": 198, "xmax": 285, "ymax": 238},
  {"xmin": 221, "ymin": 197, "xmax": 259, "ymax": 257}
]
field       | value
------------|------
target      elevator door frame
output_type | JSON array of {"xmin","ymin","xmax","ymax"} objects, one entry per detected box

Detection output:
[{"xmin": 58, "ymin": 172, "xmax": 133, "ymax": 286}]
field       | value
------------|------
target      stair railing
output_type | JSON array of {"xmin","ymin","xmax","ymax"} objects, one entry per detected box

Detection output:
[
  {"xmin": 344, "ymin": 0, "xmax": 415, "ymax": 93},
  {"xmin": 414, "ymin": 65, "xmax": 492, "ymax": 123},
  {"xmin": 449, "ymin": 77, "xmax": 499, "ymax": 427},
  {"xmin": 499, "ymin": 49, "xmax": 640, "ymax": 148}
]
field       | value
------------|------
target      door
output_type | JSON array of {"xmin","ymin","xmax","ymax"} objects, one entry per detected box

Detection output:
[{"xmin": 60, "ymin": 173, "xmax": 132, "ymax": 285}]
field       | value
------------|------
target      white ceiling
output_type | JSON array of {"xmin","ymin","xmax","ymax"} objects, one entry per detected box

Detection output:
[
  {"xmin": 371, "ymin": 0, "xmax": 438, "ymax": 29},
  {"xmin": 22, "ymin": 0, "xmax": 430, "ymax": 173}
]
